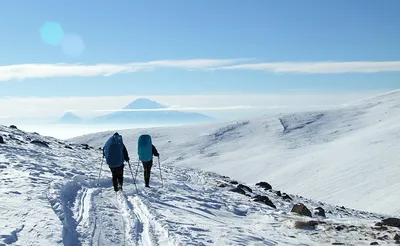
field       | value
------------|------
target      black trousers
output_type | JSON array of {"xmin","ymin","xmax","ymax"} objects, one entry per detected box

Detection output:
[
  {"xmin": 110, "ymin": 165, "xmax": 124, "ymax": 191},
  {"xmin": 142, "ymin": 160, "xmax": 153, "ymax": 187}
]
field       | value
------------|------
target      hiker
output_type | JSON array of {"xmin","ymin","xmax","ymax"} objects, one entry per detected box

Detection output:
[
  {"xmin": 137, "ymin": 134, "xmax": 159, "ymax": 188},
  {"xmin": 103, "ymin": 132, "xmax": 130, "ymax": 192}
]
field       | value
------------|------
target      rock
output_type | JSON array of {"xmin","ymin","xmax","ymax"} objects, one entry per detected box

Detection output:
[
  {"xmin": 372, "ymin": 225, "xmax": 388, "ymax": 231},
  {"xmin": 370, "ymin": 242, "xmax": 379, "ymax": 245},
  {"xmin": 337, "ymin": 206, "xmax": 346, "ymax": 211},
  {"xmin": 64, "ymin": 145, "xmax": 73, "ymax": 149},
  {"xmin": 9, "ymin": 125, "xmax": 18, "ymax": 129},
  {"xmin": 291, "ymin": 203, "xmax": 312, "ymax": 217},
  {"xmin": 255, "ymin": 181, "xmax": 272, "ymax": 190},
  {"xmin": 0, "ymin": 136, "xmax": 4, "ymax": 144},
  {"xmin": 394, "ymin": 234, "xmax": 400, "ymax": 241},
  {"xmin": 81, "ymin": 144, "xmax": 90, "ymax": 150},
  {"xmin": 335, "ymin": 225, "xmax": 346, "ymax": 231},
  {"xmin": 252, "ymin": 195, "xmax": 276, "ymax": 209},
  {"xmin": 30, "ymin": 140, "xmax": 50, "ymax": 148},
  {"xmin": 237, "ymin": 184, "xmax": 252, "ymax": 193},
  {"xmin": 282, "ymin": 194, "xmax": 292, "ymax": 201},
  {"xmin": 230, "ymin": 180, "xmax": 239, "ymax": 185},
  {"xmin": 348, "ymin": 225, "xmax": 358, "ymax": 231},
  {"xmin": 314, "ymin": 207, "xmax": 326, "ymax": 217},
  {"xmin": 381, "ymin": 218, "xmax": 400, "ymax": 228},
  {"xmin": 229, "ymin": 187, "xmax": 245, "ymax": 195},
  {"xmin": 294, "ymin": 220, "xmax": 318, "ymax": 229},
  {"xmin": 377, "ymin": 235, "xmax": 389, "ymax": 240},
  {"xmin": 332, "ymin": 243, "xmax": 344, "ymax": 245},
  {"xmin": 375, "ymin": 222, "xmax": 383, "ymax": 227},
  {"xmin": 275, "ymin": 190, "xmax": 282, "ymax": 197}
]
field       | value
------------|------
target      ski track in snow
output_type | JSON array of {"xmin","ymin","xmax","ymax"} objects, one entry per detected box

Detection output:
[{"xmin": 2, "ymin": 90, "xmax": 400, "ymax": 245}]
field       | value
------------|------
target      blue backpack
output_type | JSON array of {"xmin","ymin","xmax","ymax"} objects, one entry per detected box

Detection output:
[
  {"xmin": 104, "ymin": 135, "xmax": 124, "ymax": 167},
  {"xmin": 138, "ymin": 134, "xmax": 152, "ymax": 162}
]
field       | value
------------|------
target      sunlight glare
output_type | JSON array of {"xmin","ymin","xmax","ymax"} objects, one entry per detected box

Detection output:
[{"xmin": 39, "ymin": 21, "xmax": 64, "ymax": 46}]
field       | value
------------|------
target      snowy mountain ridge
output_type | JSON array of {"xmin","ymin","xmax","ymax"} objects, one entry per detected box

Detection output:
[
  {"xmin": 1, "ymin": 90, "xmax": 400, "ymax": 245},
  {"xmin": 71, "ymin": 89, "xmax": 400, "ymax": 216},
  {"xmin": 1, "ymin": 124, "xmax": 400, "ymax": 245}
]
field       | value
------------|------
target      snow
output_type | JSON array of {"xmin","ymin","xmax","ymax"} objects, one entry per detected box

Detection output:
[
  {"xmin": 1, "ymin": 90, "xmax": 400, "ymax": 245},
  {"xmin": 72, "ymin": 89, "xmax": 400, "ymax": 216}
]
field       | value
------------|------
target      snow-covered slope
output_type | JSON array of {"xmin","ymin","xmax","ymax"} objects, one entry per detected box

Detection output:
[
  {"xmin": 71, "ymin": 90, "xmax": 400, "ymax": 216},
  {"xmin": 1, "ymin": 124, "xmax": 400, "ymax": 245}
]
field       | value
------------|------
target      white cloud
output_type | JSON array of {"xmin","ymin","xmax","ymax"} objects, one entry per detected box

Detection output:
[
  {"xmin": 92, "ymin": 105, "xmax": 340, "ymax": 112},
  {"xmin": 215, "ymin": 61, "xmax": 400, "ymax": 74},
  {"xmin": 0, "ymin": 92, "xmax": 386, "ymax": 121},
  {"xmin": 0, "ymin": 59, "xmax": 247, "ymax": 82},
  {"xmin": 1, "ymin": 60, "xmax": 400, "ymax": 82},
  {"xmin": 93, "ymin": 106, "xmax": 257, "ymax": 112}
]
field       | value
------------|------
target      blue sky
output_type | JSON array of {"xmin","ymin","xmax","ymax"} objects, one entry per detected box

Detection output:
[
  {"xmin": 0, "ymin": 0, "xmax": 399, "ymax": 98},
  {"xmin": 0, "ymin": 0, "xmax": 400, "ymax": 122}
]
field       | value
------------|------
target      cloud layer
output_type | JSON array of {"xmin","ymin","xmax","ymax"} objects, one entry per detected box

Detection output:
[
  {"xmin": 0, "ymin": 59, "xmax": 246, "ymax": 81},
  {"xmin": 0, "ymin": 92, "xmax": 384, "ymax": 120},
  {"xmin": 1, "ymin": 59, "xmax": 400, "ymax": 81},
  {"xmin": 216, "ymin": 61, "xmax": 400, "ymax": 74}
]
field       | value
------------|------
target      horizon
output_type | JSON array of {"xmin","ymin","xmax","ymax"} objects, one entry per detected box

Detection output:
[{"xmin": 1, "ymin": 0, "xmax": 399, "ymax": 126}]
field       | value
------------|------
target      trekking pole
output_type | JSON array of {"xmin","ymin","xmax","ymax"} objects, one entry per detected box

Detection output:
[
  {"xmin": 98, "ymin": 157, "xmax": 104, "ymax": 180},
  {"xmin": 134, "ymin": 160, "xmax": 140, "ymax": 183},
  {"xmin": 157, "ymin": 156, "xmax": 163, "ymax": 188},
  {"xmin": 128, "ymin": 161, "xmax": 138, "ymax": 193}
]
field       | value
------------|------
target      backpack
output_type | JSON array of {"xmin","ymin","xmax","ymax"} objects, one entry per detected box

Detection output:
[
  {"xmin": 104, "ymin": 135, "xmax": 124, "ymax": 167},
  {"xmin": 137, "ymin": 134, "xmax": 152, "ymax": 162}
]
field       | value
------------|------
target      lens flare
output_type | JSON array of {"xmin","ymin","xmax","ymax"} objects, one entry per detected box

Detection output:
[
  {"xmin": 61, "ymin": 34, "xmax": 85, "ymax": 57},
  {"xmin": 40, "ymin": 21, "xmax": 64, "ymax": 46}
]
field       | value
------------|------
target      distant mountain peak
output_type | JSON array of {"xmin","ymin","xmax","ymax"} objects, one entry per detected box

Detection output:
[
  {"xmin": 62, "ymin": 112, "xmax": 79, "ymax": 117},
  {"xmin": 123, "ymin": 98, "xmax": 168, "ymax": 110},
  {"xmin": 58, "ymin": 112, "xmax": 83, "ymax": 123}
]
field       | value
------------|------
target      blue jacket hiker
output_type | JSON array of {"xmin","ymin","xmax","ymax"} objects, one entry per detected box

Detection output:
[
  {"xmin": 137, "ymin": 134, "xmax": 159, "ymax": 188},
  {"xmin": 103, "ymin": 132, "xmax": 130, "ymax": 192}
]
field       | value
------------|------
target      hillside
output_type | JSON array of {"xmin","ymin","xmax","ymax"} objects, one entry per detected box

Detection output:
[
  {"xmin": 71, "ymin": 90, "xmax": 400, "ymax": 216},
  {"xmin": 89, "ymin": 98, "xmax": 213, "ymax": 124},
  {"xmin": 1, "ymin": 124, "xmax": 400, "ymax": 245}
]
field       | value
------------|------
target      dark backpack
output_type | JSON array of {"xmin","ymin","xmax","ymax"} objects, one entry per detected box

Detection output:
[
  {"xmin": 137, "ymin": 134, "xmax": 152, "ymax": 162},
  {"xmin": 104, "ymin": 135, "xmax": 124, "ymax": 167}
]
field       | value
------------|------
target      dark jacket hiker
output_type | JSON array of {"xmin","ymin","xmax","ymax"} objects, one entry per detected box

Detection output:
[
  {"xmin": 103, "ymin": 132, "xmax": 130, "ymax": 191},
  {"xmin": 137, "ymin": 134, "xmax": 159, "ymax": 188}
]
